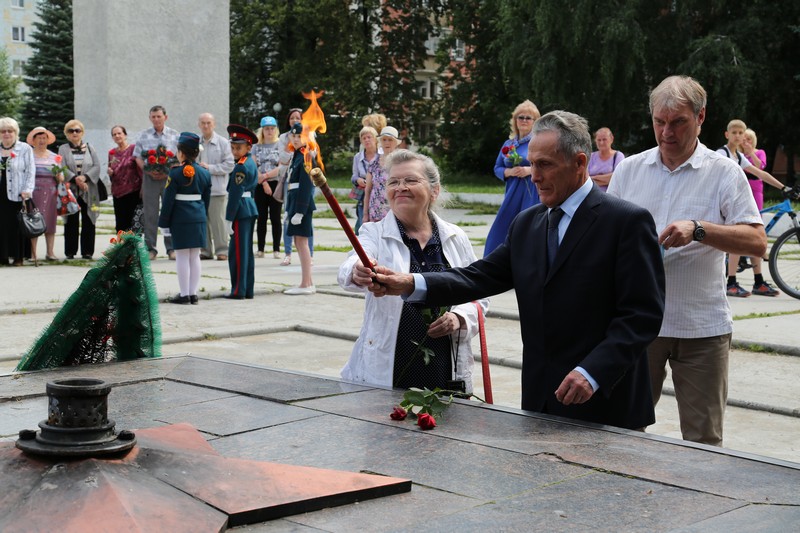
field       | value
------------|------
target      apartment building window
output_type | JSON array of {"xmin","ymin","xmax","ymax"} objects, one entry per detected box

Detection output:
[
  {"xmin": 12, "ymin": 0, "xmax": 25, "ymax": 8},
  {"xmin": 12, "ymin": 27, "xmax": 26, "ymax": 42},
  {"xmin": 417, "ymin": 122, "xmax": 436, "ymax": 143},
  {"xmin": 424, "ymin": 34, "xmax": 440, "ymax": 56},
  {"xmin": 12, "ymin": 60, "xmax": 26, "ymax": 77},
  {"xmin": 418, "ymin": 79, "xmax": 438, "ymax": 100},
  {"xmin": 418, "ymin": 81, "xmax": 429, "ymax": 99},
  {"xmin": 452, "ymin": 39, "xmax": 465, "ymax": 61}
]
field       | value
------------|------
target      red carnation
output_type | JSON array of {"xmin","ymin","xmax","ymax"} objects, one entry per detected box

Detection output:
[
  {"xmin": 417, "ymin": 413, "xmax": 436, "ymax": 430},
  {"xmin": 148, "ymin": 155, "xmax": 157, "ymax": 164},
  {"xmin": 158, "ymin": 156, "xmax": 166, "ymax": 164},
  {"xmin": 166, "ymin": 150, "xmax": 174, "ymax": 158},
  {"xmin": 501, "ymin": 146, "xmax": 510, "ymax": 155},
  {"xmin": 108, "ymin": 148, "xmax": 115, "ymax": 155},
  {"xmin": 148, "ymin": 149, "xmax": 156, "ymax": 156},
  {"xmin": 389, "ymin": 406, "xmax": 407, "ymax": 421}
]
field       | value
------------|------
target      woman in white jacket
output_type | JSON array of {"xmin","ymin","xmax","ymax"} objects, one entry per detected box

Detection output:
[
  {"xmin": 0, "ymin": 117, "xmax": 35, "ymax": 266},
  {"xmin": 339, "ymin": 150, "xmax": 488, "ymax": 394}
]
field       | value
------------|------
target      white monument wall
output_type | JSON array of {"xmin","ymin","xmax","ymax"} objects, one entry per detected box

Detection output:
[{"xmin": 73, "ymin": 0, "xmax": 230, "ymax": 161}]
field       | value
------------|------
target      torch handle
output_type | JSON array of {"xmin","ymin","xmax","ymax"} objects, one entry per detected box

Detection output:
[{"xmin": 310, "ymin": 169, "xmax": 375, "ymax": 272}]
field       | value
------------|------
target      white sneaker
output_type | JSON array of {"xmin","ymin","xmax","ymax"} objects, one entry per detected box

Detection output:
[{"xmin": 283, "ymin": 285, "xmax": 316, "ymax": 295}]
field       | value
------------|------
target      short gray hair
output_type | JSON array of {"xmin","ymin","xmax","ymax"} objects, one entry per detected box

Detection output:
[
  {"xmin": 649, "ymin": 75, "xmax": 707, "ymax": 116},
  {"xmin": 383, "ymin": 149, "xmax": 447, "ymax": 212},
  {"xmin": 531, "ymin": 111, "xmax": 592, "ymax": 161},
  {"xmin": 0, "ymin": 117, "xmax": 20, "ymax": 138}
]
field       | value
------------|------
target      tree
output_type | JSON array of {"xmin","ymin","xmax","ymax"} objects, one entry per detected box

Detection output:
[
  {"xmin": 21, "ymin": 0, "xmax": 74, "ymax": 142},
  {"xmin": 437, "ymin": 0, "xmax": 510, "ymax": 172},
  {"xmin": 374, "ymin": 0, "xmax": 447, "ymax": 143},
  {"xmin": 230, "ymin": 0, "xmax": 383, "ymax": 152},
  {"xmin": 0, "ymin": 47, "xmax": 23, "ymax": 118},
  {"xmin": 496, "ymin": 0, "xmax": 650, "ymax": 154}
]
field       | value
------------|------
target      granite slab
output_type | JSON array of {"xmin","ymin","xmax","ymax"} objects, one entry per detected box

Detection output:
[
  {"xmin": 166, "ymin": 357, "xmax": 372, "ymax": 402},
  {"xmin": 1, "ymin": 355, "xmax": 798, "ymax": 532}
]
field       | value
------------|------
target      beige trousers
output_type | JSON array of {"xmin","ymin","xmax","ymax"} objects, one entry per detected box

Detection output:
[
  {"xmin": 203, "ymin": 195, "xmax": 228, "ymax": 257},
  {"xmin": 648, "ymin": 334, "xmax": 731, "ymax": 447}
]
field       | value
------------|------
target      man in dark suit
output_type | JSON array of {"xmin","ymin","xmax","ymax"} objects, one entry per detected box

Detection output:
[{"xmin": 362, "ymin": 110, "xmax": 665, "ymax": 429}]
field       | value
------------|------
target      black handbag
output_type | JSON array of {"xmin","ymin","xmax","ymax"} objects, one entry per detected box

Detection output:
[
  {"xmin": 97, "ymin": 180, "xmax": 109, "ymax": 201},
  {"xmin": 18, "ymin": 198, "xmax": 46, "ymax": 238}
]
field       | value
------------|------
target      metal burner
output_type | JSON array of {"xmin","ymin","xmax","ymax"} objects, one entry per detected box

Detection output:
[{"xmin": 16, "ymin": 378, "xmax": 136, "ymax": 457}]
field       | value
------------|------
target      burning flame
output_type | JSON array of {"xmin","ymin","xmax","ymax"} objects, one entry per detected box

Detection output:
[{"xmin": 301, "ymin": 89, "xmax": 326, "ymax": 173}]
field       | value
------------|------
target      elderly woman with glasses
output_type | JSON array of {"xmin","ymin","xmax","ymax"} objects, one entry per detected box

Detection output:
[
  {"xmin": 0, "ymin": 117, "xmax": 35, "ymax": 266},
  {"xmin": 58, "ymin": 119, "xmax": 102, "ymax": 260},
  {"xmin": 339, "ymin": 149, "xmax": 488, "ymax": 394},
  {"xmin": 484, "ymin": 100, "xmax": 542, "ymax": 256}
]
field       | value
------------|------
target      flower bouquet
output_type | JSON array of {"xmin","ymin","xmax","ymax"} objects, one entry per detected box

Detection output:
[
  {"xmin": 0, "ymin": 151, "xmax": 16, "ymax": 171},
  {"xmin": 50, "ymin": 155, "xmax": 69, "ymax": 178},
  {"xmin": 141, "ymin": 145, "xmax": 176, "ymax": 174},
  {"xmin": 501, "ymin": 144, "xmax": 523, "ymax": 166},
  {"xmin": 390, "ymin": 387, "xmax": 484, "ymax": 430},
  {"xmin": 108, "ymin": 148, "xmax": 119, "ymax": 169}
]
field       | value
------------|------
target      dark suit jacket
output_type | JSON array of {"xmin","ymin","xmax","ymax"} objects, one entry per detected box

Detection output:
[{"xmin": 423, "ymin": 186, "xmax": 665, "ymax": 429}]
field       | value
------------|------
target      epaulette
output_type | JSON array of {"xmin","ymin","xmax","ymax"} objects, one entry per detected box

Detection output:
[{"xmin": 237, "ymin": 156, "xmax": 248, "ymax": 165}]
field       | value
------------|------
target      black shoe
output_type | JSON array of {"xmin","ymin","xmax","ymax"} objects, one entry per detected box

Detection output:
[
  {"xmin": 168, "ymin": 294, "xmax": 191, "ymax": 304},
  {"xmin": 65, "ymin": 255, "xmax": 75, "ymax": 260},
  {"xmin": 223, "ymin": 294, "xmax": 245, "ymax": 300},
  {"xmin": 245, "ymin": 295, "xmax": 254, "ymax": 300},
  {"xmin": 82, "ymin": 255, "xmax": 93, "ymax": 260},
  {"xmin": 736, "ymin": 256, "xmax": 752, "ymax": 273},
  {"xmin": 190, "ymin": 295, "xmax": 198, "ymax": 305}
]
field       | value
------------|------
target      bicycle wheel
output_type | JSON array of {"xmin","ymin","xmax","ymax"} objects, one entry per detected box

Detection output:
[{"xmin": 768, "ymin": 227, "xmax": 800, "ymax": 299}]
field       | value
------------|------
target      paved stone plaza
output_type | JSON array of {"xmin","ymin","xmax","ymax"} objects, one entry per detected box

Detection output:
[{"xmin": 1, "ymin": 196, "xmax": 799, "ymax": 530}]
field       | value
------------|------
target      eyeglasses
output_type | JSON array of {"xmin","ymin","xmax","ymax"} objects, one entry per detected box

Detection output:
[
  {"xmin": 67, "ymin": 128, "xmax": 82, "ymax": 134},
  {"xmin": 387, "ymin": 176, "xmax": 426, "ymax": 189},
  {"xmin": 516, "ymin": 115, "xmax": 534, "ymax": 121}
]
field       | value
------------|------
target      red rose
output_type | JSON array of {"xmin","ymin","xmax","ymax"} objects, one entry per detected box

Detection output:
[
  {"xmin": 108, "ymin": 148, "xmax": 115, "ymax": 155},
  {"xmin": 417, "ymin": 413, "xmax": 436, "ymax": 430},
  {"xmin": 148, "ymin": 155, "xmax": 157, "ymax": 164},
  {"xmin": 390, "ymin": 406, "xmax": 407, "ymax": 421},
  {"xmin": 148, "ymin": 149, "xmax": 156, "ymax": 156},
  {"xmin": 501, "ymin": 146, "xmax": 510, "ymax": 155},
  {"xmin": 10, "ymin": 152, "xmax": 16, "ymax": 158},
  {"xmin": 166, "ymin": 150, "xmax": 174, "ymax": 158},
  {"xmin": 158, "ymin": 156, "xmax": 166, "ymax": 164}
]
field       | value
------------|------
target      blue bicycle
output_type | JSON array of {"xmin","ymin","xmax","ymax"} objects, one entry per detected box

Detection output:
[{"xmin": 762, "ymin": 185, "xmax": 800, "ymax": 299}]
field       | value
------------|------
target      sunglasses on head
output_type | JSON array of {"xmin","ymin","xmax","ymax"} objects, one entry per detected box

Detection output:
[{"xmin": 67, "ymin": 128, "xmax": 82, "ymax": 134}]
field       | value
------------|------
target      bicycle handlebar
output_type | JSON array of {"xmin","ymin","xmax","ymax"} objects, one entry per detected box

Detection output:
[{"xmin": 782, "ymin": 184, "xmax": 800, "ymax": 202}]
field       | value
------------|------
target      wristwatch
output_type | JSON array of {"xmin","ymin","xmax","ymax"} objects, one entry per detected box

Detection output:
[{"xmin": 692, "ymin": 220, "xmax": 705, "ymax": 242}]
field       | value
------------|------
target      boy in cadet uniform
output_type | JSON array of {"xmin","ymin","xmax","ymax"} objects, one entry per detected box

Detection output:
[{"xmin": 224, "ymin": 124, "xmax": 259, "ymax": 299}]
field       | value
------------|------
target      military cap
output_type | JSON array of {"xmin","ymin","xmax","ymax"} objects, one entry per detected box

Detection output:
[
  {"xmin": 227, "ymin": 124, "xmax": 257, "ymax": 145},
  {"xmin": 178, "ymin": 131, "xmax": 200, "ymax": 151}
]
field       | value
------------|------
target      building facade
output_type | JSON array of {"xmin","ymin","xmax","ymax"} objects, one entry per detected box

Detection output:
[{"xmin": 0, "ymin": 0, "xmax": 41, "ymax": 90}]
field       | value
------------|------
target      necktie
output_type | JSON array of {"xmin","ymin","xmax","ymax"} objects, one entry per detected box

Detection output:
[{"xmin": 547, "ymin": 207, "xmax": 564, "ymax": 269}]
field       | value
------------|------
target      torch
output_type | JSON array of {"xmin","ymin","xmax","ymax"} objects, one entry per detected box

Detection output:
[{"xmin": 309, "ymin": 168, "xmax": 375, "ymax": 273}]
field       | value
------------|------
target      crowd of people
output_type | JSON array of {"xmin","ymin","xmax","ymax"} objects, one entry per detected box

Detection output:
[
  {"xmin": 2, "ymin": 76, "xmax": 792, "ymax": 449},
  {"xmin": 341, "ymin": 75, "xmax": 792, "ymax": 449}
]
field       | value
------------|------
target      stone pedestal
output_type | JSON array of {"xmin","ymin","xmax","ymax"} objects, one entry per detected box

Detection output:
[{"xmin": 73, "ymin": 0, "xmax": 230, "ymax": 158}]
